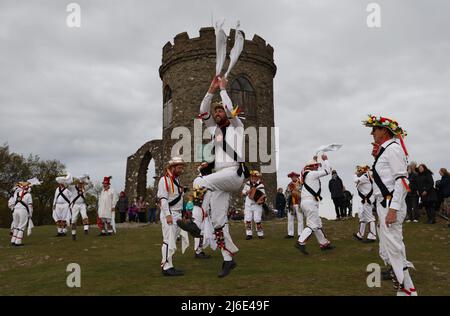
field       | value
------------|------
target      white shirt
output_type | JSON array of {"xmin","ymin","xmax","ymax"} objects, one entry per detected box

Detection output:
[
  {"xmin": 301, "ymin": 160, "xmax": 332, "ymax": 201},
  {"xmin": 13, "ymin": 188, "xmax": 33, "ymax": 214},
  {"xmin": 242, "ymin": 180, "xmax": 265, "ymax": 206},
  {"xmin": 354, "ymin": 173, "xmax": 373, "ymax": 196},
  {"xmin": 69, "ymin": 183, "xmax": 90, "ymax": 206},
  {"xmin": 53, "ymin": 187, "xmax": 72, "ymax": 206},
  {"xmin": 372, "ymin": 138, "xmax": 408, "ymax": 211},
  {"xmin": 157, "ymin": 174, "xmax": 184, "ymax": 217},
  {"xmin": 200, "ymin": 90, "xmax": 244, "ymax": 171},
  {"xmin": 98, "ymin": 188, "xmax": 117, "ymax": 219}
]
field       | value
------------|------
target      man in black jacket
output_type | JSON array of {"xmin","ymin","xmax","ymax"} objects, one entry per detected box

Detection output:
[
  {"xmin": 405, "ymin": 162, "xmax": 420, "ymax": 223},
  {"xmin": 329, "ymin": 170, "xmax": 345, "ymax": 220},
  {"xmin": 275, "ymin": 188, "xmax": 286, "ymax": 218}
]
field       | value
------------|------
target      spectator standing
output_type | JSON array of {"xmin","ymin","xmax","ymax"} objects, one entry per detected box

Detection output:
[
  {"xmin": 137, "ymin": 196, "xmax": 148, "ymax": 223},
  {"xmin": 148, "ymin": 198, "xmax": 158, "ymax": 224},
  {"xmin": 436, "ymin": 168, "xmax": 450, "ymax": 228},
  {"xmin": 185, "ymin": 195, "xmax": 194, "ymax": 219},
  {"xmin": 275, "ymin": 188, "xmax": 286, "ymax": 218},
  {"xmin": 128, "ymin": 198, "xmax": 138, "ymax": 222},
  {"xmin": 116, "ymin": 191, "xmax": 129, "ymax": 223},
  {"xmin": 342, "ymin": 188, "xmax": 353, "ymax": 218},
  {"xmin": 329, "ymin": 170, "xmax": 345, "ymax": 220},
  {"xmin": 416, "ymin": 164, "xmax": 438, "ymax": 224},
  {"xmin": 405, "ymin": 162, "xmax": 420, "ymax": 223}
]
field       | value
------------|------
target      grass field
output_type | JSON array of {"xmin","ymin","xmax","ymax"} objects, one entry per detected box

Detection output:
[{"xmin": 1, "ymin": 216, "xmax": 449, "ymax": 296}]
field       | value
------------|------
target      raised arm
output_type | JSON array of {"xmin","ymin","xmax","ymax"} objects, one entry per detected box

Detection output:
[
  {"xmin": 219, "ymin": 77, "xmax": 243, "ymax": 128},
  {"xmin": 199, "ymin": 77, "xmax": 220, "ymax": 130}
]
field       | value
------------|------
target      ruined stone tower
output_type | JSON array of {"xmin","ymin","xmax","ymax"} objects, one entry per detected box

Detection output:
[{"xmin": 125, "ymin": 27, "xmax": 277, "ymax": 210}]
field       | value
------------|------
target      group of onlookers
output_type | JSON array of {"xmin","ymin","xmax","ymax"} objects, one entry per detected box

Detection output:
[
  {"xmin": 272, "ymin": 164, "xmax": 450, "ymax": 227},
  {"xmin": 115, "ymin": 192, "xmax": 158, "ymax": 224},
  {"xmin": 406, "ymin": 162, "xmax": 450, "ymax": 225}
]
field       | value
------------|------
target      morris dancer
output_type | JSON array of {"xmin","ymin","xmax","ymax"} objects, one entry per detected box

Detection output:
[
  {"xmin": 181, "ymin": 76, "xmax": 247, "ymax": 278},
  {"xmin": 98, "ymin": 176, "xmax": 117, "ymax": 236},
  {"xmin": 242, "ymin": 170, "xmax": 266, "ymax": 240},
  {"xmin": 70, "ymin": 175, "xmax": 91, "ymax": 240},
  {"xmin": 157, "ymin": 157, "xmax": 187, "ymax": 276},
  {"xmin": 296, "ymin": 155, "xmax": 335, "ymax": 255},
  {"xmin": 285, "ymin": 172, "xmax": 303, "ymax": 239},
  {"xmin": 10, "ymin": 181, "xmax": 33, "ymax": 246},
  {"xmin": 363, "ymin": 115, "xmax": 417, "ymax": 296},
  {"xmin": 53, "ymin": 174, "xmax": 73, "ymax": 237},
  {"xmin": 8, "ymin": 184, "xmax": 19, "ymax": 237},
  {"xmin": 353, "ymin": 165, "xmax": 377, "ymax": 243}
]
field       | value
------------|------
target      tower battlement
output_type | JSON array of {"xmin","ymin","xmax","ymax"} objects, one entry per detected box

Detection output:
[{"xmin": 160, "ymin": 27, "xmax": 276, "ymax": 78}]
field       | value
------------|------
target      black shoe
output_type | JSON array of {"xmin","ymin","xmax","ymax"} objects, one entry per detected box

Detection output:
[
  {"xmin": 195, "ymin": 252, "xmax": 211, "ymax": 259},
  {"xmin": 162, "ymin": 267, "xmax": 184, "ymax": 277},
  {"xmin": 218, "ymin": 260, "xmax": 237, "ymax": 278},
  {"xmin": 72, "ymin": 234, "xmax": 77, "ymax": 241},
  {"xmin": 55, "ymin": 233, "xmax": 64, "ymax": 237},
  {"xmin": 14, "ymin": 244, "xmax": 24, "ymax": 247},
  {"xmin": 98, "ymin": 232, "xmax": 107, "ymax": 237},
  {"xmin": 176, "ymin": 219, "xmax": 202, "ymax": 238},
  {"xmin": 363, "ymin": 239, "xmax": 376, "ymax": 243},
  {"xmin": 295, "ymin": 243, "xmax": 309, "ymax": 255},
  {"xmin": 10, "ymin": 243, "xmax": 15, "ymax": 246},
  {"xmin": 84, "ymin": 230, "xmax": 89, "ymax": 235},
  {"xmin": 284, "ymin": 235, "xmax": 294, "ymax": 239},
  {"xmin": 353, "ymin": 233, "xmax": 363, "ymax": 241},
  {"xmin": 258, "ymin": 236, "xmax": 265, "ymax": 240},
  {"xmin": 320, "ymin": 244, "xmax": 335, "ymax": 251},
  {"xmin": 245, "ymin": 235, "xmax": 253, "ymax": 240}
]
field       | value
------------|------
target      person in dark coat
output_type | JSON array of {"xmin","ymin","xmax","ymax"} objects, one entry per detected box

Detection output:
[
  {"xmin": 416, "ymin": 164, "xmax": 438, "ymax": 224},
  {"xmin": 342, "ymin": 188, "xmax": 353, "ymax": 218},
  {"xmin": 115, "ymin": 191, "xmax": 129, "ymax": 223},
  {"xmin": 275, "ymin": 188, "xmax": 286, "ymax": 218},
  {"xmin": 436, "ymin": 168, "xmax": 450, "ymax": 228},
  {"xmin": 405, "ymin": 162, "xmax": 420, "ymax": 222},
  {"xmin": 329, "ymin": 170, "xmax": 345, "ymax": 219}
]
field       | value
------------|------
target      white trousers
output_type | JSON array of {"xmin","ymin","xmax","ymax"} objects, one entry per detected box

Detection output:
[
  {"xmin": 11, "ymin": 208, "xmax": 28, "ymax": 245},
  {"xmin": 193, "ymin": 167, "xmax": 243, "ymax": 261},
  {"xmin": 193, "ymin": 206, "xmax": 205, "ymax": 254},
  {"xmin": 298, "ymin": 199, "xmax": 329, "ymax": 246},
  {"xmin": 71, "ymin": 204, "xmax": 89, "ymax": 232},
  {"xmin": 287, "ymin": 204, "xmax": 304, "ymax": 237},
  {"xmin": 244, "ymin": 203, "xmax": 264, "ymax": 236},
  {"xmin": 357, "ymin": 202, "xmax": 377, "ymax": 240},
  {"xmin": 161, "ymin": 211, "xmax": 182, "ymax": 270},
  {"xmin": 376, "ymin": 196, "xmax": 415, "ymax": 288},
  {"xmin": 53, "ymin": 204, "xmax": 70, "ymax": 222}
]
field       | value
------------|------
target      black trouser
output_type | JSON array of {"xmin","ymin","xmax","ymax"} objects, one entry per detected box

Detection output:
[
  {"xmin": 423, "ymin": 201, "xmax": 436, "ymax": 223},
  {"xmin": 405, "ymin": 195, "xmax": 419, "ymax": 221},
  {"xmin": 138, "ymin": 212, "xmax": 147, "ymax": 223},
  {"xmin": 277, "ymin": 206, "xmax": 285, "ymax": 218},
  {"xmin": 332, "ymin": 197, "xmax": 345, "ymax": 218},
  {"xmin": 119, "ymin": 212, "xmax": 126, "ymax": 223}
]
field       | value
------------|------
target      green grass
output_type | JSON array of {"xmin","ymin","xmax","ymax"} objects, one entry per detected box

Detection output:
[{"xmin": 1, "ymin": 217, "xmax": 449, "ymax": 296}]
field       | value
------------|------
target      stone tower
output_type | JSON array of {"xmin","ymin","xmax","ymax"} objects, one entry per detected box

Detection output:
[{"xmin": 125, "ymin": 27, "xmax": 277, "ymax": 210}]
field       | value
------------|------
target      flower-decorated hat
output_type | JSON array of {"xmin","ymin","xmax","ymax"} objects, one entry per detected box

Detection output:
[
  {"xmin": 362, "ymin": 114, "xmax": 407, "ymax": 137},
  {"xmin": 356, "ymin": 165, "xmax": 370, "ymax": 173},
  {"xmin": 249, "ymin": 170, "xmax": 261, "ymax": 177},
  {"xmin": 287, "ymin": 171, "xmax": 300, "ymax": 178},
  {"xmin": 363, "ymin": 114, "xmax": 409, "ymax": 156}
]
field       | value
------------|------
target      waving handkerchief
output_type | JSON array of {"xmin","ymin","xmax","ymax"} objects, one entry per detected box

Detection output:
[
  {"xmin": 224, "ymin": 21, "xmax": 244, "ymax": 78},
  {"xmin": 315, "ymin": 144, "xmax": 343, "ymax": 155},
  {"xmin": 215, "ymin": 19, "xmax": 227, "ymax": 76}
]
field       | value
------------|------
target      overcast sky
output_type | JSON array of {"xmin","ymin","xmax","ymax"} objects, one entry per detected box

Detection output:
[{"xmin": 1, "ymin": 0, "xmax": 449, "ymax": 219}]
